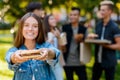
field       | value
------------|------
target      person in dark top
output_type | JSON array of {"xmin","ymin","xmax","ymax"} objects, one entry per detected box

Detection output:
[
  {"xmin": 61, "ymin": 7, "xmax": 87, "ymax": 80},
  {"xmin": 26, "ymin": 1, "xmax": 45, "ymax": 19},
  {"xmin": 88, "ymin": 1, "xmax": 120, "ymax": 80}
]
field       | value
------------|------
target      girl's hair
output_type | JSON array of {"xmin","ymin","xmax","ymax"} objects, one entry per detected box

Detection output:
[
  {"xmin": 14, "ymin": 12, "xmax": 45, "ymax": 48},
  {"xmin": 43, "ymin": 14, "xmax": 53, "ymax": 33}
]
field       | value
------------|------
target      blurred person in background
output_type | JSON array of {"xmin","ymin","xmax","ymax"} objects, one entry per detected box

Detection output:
[
  {"xmin": 87, "ymin": 1, "xmax": 120, "ymax": 80},
  {"xmin": 43, "ymin": 14, "xmax": 64, "ymax": 80},
  {"xmin": 61, "ymin": 7, "xmax": 87, "ymax": 80},
  {"xmin": 26, "ymin": 1, "xmax": 46, "ymax": 19},
  {"xmin": 5, "ymin": 12, "xmax": 60, "ymax": 80}
]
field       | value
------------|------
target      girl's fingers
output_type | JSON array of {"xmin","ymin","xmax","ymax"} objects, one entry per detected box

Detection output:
[{"xmin": 34, "ymin": 49, "xmax": 48, "ymax": 60}]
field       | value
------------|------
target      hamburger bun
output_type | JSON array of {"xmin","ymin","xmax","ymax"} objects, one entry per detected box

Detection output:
[{"xmin": 20, "ymin": 50, "xmax": 41, "ymax": 58}]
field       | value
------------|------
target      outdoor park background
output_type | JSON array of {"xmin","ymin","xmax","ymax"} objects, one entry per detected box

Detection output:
[{"xmin": 0, "ymin": 0, "xmax": 120, "ymax": 80}]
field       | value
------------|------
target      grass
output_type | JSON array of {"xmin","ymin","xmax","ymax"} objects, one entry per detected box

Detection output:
[
  {"xmin": 0, "ymin": 30, "xmax": 120, "ymax": 80},
  {"xmin": 0, "ymin": 60, "xmax": 14, "ymax": 80},
  {"xmin": 0, "ymin": 30, "xmax": 14, "ymax": 80}
]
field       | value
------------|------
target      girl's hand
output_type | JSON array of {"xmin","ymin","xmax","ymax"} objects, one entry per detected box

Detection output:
[
  {"xmin": 34, "ymin": 48, "xmax": 49, "ymax": 61},
  {"xmin": 11, "ymin": 50, "xmax": 30, "ymax": 64},
  {"xmin": 53, "ymin": 29, "xmax": 60, "ymax": 38}
]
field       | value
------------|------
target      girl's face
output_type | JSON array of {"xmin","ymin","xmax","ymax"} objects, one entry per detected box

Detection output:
[
  {"xmin": 23, "ymin": 17, "xmax": 38, "ymax": 40},
  {"xmin": 48, "ymin": 15, "xmax": 57, "ymax": 28}
]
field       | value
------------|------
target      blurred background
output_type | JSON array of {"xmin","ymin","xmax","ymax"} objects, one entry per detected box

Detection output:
[{"xmin": 0, "ymin": 0, "xmax": 120, "ymax": 80}]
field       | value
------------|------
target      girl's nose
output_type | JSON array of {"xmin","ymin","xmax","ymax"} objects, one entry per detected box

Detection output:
[{"xmin": 28, "ymin": 26, "xmax": 32, "ymax": 30}]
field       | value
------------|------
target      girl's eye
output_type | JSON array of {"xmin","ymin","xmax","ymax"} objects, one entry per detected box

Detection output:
[
  {"xmin": 24, "ymin": 24, "xmax": 29, "ymax": 27},
  {"xmin": 33, "ymin": 25, "xmax": 38, "ymax": 28}
]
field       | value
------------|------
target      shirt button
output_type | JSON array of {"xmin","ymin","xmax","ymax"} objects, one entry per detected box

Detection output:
[
  {"xmin": 19, "ymin": 68, "xmax": 22, "ymax": 71},
  {"xmin": 35, "ymin": 69, "xmax": 38, "ymax": 72}
]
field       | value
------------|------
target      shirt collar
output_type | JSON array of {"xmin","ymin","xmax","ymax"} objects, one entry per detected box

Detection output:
[
  {"xmin": 19, "ymin": 43, "xmax": 40, "ymax": 50},
  {"xmin": 101, "ymin": 19, "xmax": 112, "ymax": 27}
]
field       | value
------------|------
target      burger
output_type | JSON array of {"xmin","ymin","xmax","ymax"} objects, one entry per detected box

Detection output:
[{"xmin": 20, "ymin": 50, "xmax": 41, "ymax": 58}]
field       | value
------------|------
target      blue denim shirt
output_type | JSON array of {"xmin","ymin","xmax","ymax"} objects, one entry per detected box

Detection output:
[{"xmin": 5, "ymin": 42, "xmax": 60, "ymax": 80}]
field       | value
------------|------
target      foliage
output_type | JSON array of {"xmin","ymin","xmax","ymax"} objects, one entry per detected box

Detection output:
[
  {"xmin": 0, "ymin": 22, "xmax": 11, "ymax": 30},
  {"xmin": 0, "ymin": 0, "xmax": 120, "ymax": 27}
]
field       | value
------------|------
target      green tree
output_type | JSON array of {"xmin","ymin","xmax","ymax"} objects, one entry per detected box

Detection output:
[{"xmin": 0, "ymin": 0, "xmax": 119, "ymax": 28}]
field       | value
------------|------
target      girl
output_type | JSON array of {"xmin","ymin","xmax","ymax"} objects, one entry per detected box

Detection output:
[
  {"xmin": 44, "ymin": 14, "xmax": 64, "ymax": 80},
  {"xmin": 5, "ymin": 13, "xmax": 60, "ymax": 80}
]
